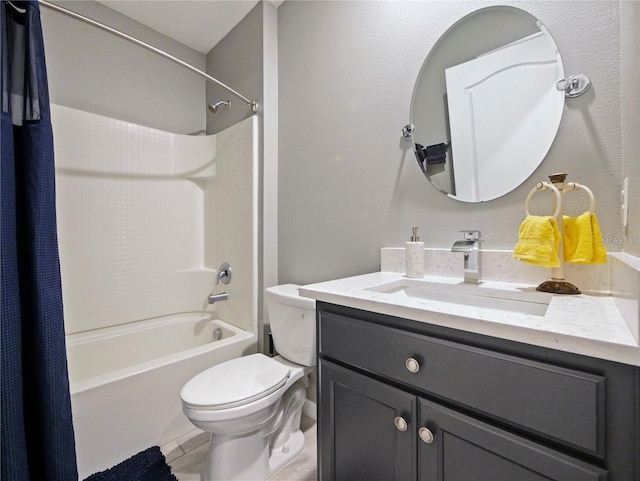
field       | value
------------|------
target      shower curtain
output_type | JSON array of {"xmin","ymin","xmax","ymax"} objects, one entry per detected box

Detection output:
[{"xmin": 1, "ymin": 1, "xmax": 78, "ymax": 480}]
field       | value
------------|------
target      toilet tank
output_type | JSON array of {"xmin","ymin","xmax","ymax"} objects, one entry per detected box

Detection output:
[{"xmin": 265, "ymin": 284, "xmax": 316, "ymax": 367}]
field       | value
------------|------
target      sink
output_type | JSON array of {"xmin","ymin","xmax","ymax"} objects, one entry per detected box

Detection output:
[{"xmin": 365, "ymin": 279, "xmax": 552, "ymax": 316}]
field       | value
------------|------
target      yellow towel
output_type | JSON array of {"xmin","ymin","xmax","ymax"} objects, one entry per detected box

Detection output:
[
  {"xmin": 513, "ymin": 215, "xmax": 561, "ymax": 267},
  {"xmin": 563, "ymin": 212, "xmax": 607, "ymax": 264}
]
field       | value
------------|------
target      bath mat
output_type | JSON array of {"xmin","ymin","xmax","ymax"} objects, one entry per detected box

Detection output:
[{"xmin": 84, "ymin": 446, "xmax": 178, "ymax": 481}]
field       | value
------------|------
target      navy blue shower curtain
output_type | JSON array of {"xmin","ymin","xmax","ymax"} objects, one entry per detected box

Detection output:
[{"xmin": 1, "ymin": 1, "xmax": 78, "ymax": 480}]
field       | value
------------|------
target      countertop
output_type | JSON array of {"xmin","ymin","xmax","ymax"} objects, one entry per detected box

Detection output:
[{"xmin": 300, "ymin": 272, "xmax": 640, "ymax": 367}]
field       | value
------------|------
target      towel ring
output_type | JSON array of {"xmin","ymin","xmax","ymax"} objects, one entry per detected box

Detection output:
[
  {"xmin": 525, "ymin": 182, "xmax": 562, "ymax": 218},
  {"xmin": 564, "ymin": 182, "xmax": 595, "ymax": 214}
]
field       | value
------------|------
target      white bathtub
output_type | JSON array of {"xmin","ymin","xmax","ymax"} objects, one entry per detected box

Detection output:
[{"xmin": 66, "ymin": 313, "xmax": 256, "ymax": 479}]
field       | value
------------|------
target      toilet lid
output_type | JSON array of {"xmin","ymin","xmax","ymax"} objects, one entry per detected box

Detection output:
[{"xmin": 181, "ymin": 353, "xmax": 291, "ymax": 410}]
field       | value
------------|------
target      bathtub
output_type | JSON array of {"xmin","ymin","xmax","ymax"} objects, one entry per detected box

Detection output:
[{"xmin": 66, "ymin": 313, "xmax": 256, "ymax": 479}]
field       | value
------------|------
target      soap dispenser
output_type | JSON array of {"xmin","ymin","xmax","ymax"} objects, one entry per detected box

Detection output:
[{"xmin": 405, "ymin": 227, "xmax": 425, "ymax": 278}]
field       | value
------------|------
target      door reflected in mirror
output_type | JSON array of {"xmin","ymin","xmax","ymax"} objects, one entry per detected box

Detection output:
[{"xmin": 410, "ymin": 6, "xmax": 565, "ymax": 203}]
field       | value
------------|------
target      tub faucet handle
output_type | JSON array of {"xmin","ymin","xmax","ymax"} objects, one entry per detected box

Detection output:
[{"xmin": 217, "ymin": 262, "xmax": 232, "ymax": 285}]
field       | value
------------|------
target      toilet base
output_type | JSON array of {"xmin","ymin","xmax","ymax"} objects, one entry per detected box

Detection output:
[
  {"xmin": 268, "ymin": 429, "xmax": 305, "ymax": 476},
  {"xmin": 201, "ymin": 379, "xmax": 309, "ymax": 481},
  {"xmin": 203, "ymin": 428, "xmax": 305, "ymax": 481},
  {"xmin": 205, "ymin": 430, "xmax": 269, "ymax": 481}
]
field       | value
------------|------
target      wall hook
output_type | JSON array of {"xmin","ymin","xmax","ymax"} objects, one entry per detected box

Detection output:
[
  {"xmin": 401, "ymin": 124, "xmax": 414, "ymax": 139},
  {"xmin": 556, "ymin": 74, "xmax": 591, "ymax": 98}
]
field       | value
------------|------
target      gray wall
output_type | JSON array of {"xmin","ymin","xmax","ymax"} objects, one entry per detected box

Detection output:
[
  {"xmin": 278, "ymin": 0, "xmax": 634, "ymax": 285},
  {"xmin": 41, "ymin": 1, "xmax": 206, "ymax": 134},
  {"xmin": 205, "ymin": 2, "xmax": 264, "ymax": 135},
  {"xmin": 621, "ymin": 1, "xmax": 640, "ymax": 258}
]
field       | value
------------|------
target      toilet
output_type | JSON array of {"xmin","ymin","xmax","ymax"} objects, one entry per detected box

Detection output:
[{"xmin": 180, "ymin": 284, "xmax": 316, "ymax": 481}]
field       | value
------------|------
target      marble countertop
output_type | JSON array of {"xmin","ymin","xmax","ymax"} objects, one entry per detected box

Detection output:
[{"xmin": 299, "ymin": 272, "xmax": 640, "ymax": 367}]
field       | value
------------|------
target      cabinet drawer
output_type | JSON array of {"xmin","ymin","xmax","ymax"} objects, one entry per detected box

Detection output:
[{"xmin": 319, "ymin": 312, "xmax": 606, "ymax": 456}]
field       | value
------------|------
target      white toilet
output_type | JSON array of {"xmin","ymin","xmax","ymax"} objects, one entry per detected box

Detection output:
[{"xmin": 180, "ymin": 284, "xmax": 316, "ymax": 481}]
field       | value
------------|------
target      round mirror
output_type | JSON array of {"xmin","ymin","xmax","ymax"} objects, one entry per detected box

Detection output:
[{"xmin": 410, "ymin": 6, "xmax": 565, "ymax": 203}]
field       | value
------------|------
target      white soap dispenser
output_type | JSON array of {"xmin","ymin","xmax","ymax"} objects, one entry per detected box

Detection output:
[{"xmin": 405, "ymin": 227, "xmax": 425, "ymax": 278}]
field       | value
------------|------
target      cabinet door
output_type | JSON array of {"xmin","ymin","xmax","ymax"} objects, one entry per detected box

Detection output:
[
  {"xmin": 319, "ymin": 360, "xmax": 417, "ymax": 481},
  {"xmin": 418, "ymin": 398, "xmax": 607, "ymax": 481}
]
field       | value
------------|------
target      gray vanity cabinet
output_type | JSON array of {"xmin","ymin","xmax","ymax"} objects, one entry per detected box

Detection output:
[{"xmin": 317, "ymin": 302, "xmax": 639, "ymax": 481}]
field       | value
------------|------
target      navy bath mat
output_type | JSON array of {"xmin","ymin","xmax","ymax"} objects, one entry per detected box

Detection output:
[{"xmin": 84, "ymin": 446, "xmax": 178, "ymax": 481}]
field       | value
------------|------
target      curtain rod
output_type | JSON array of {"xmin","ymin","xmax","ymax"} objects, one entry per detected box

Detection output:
[{"xmin": 39, "ymin": 0, "xmax": 258, "ymax": 113}]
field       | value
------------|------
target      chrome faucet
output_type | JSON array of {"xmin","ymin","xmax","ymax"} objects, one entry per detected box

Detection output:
[
  {"xmin": 208, "ymin": 292, "xmax": 228, "ymax": 304},
  {"xmin": 451, "ymin": 230, "xmax": 481, "ymax": 284},
  {"xmin": 209, "ymin": 262, "xmax": 232, "ymax": 304},
  {"xmin": 217, "ymin": 262, "xmax": 232, "ymax": 285}
]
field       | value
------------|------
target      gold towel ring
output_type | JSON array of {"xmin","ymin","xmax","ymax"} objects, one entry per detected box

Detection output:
[
  {"xmin": 525, "ymin": 182, "xmax": 562, "ymax": 218},
  {"xmin": 564, "ymin": 182, "xmax": 596, "ymax": 214}
]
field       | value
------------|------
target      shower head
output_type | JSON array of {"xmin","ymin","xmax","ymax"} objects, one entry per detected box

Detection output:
[{"xmin": 208, "ymin": 100, "xmax": 230, "ymax": 113}]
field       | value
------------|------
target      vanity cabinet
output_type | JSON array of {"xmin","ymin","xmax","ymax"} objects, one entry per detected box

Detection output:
[{"xmin": 317, "ymin": 302, "xmax": 640, "ymax": 481}]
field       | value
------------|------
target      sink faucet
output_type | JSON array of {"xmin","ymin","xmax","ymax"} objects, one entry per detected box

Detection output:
[{"xmin": 451, "ymin": 230, "xmax": 481, "ymax": 284}]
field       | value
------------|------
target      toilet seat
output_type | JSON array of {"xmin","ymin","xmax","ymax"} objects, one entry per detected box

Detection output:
[{"xmin": 181, "ymin": 353, "xmax": 292, "ymax": 411}]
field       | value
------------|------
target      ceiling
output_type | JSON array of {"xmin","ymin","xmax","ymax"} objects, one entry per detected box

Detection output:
[{"xmin": 96, "ymin": 1, "xmax": 262, "ymax": 54}]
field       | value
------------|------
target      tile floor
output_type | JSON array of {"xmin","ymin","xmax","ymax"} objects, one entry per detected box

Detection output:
[{"xmin": 162, "ymin": 416, "xmax": 317, "ymax": 481}]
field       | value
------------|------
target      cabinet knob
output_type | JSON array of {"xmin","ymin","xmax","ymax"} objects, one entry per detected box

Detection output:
[
  {"xmin": 419, "ymin": 427, "xmax": 434, "ymax": 444},
  {"xmin": 405, "ymin": 357, "xmax": 420, "ymax": 373},
  {"xmin": 394, "ymin": 416, "xmax": 408, "ymax": 432}
]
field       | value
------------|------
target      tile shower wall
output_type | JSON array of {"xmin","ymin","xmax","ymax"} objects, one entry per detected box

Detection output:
[
  {"xmin": 205, "ymin": 116, "xmax": 259, "ymax": 334},
  {"xmin": 52, "ymin": 105, "xmax": 257, "ymax": 335}
]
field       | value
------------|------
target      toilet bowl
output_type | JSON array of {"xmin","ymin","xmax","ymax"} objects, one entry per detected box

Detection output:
[{"xmin": 180, "ymin": 284, "xmax": 315, "ymax": 481}]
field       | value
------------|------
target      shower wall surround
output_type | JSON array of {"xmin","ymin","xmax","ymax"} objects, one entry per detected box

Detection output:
[
  {"xmin": 52, "ymin": 105, "xmax": 257, "ymax": 335},
  {"xmin": 205, "ymin": 115, "xmax": 259, "ymax": 334}
]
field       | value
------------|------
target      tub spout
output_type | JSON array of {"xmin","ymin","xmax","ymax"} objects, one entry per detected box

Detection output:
[{"xmin": 208, "ymin": 292, "xmax": 228, "ymax": 304}]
